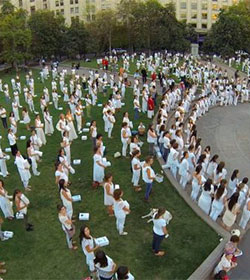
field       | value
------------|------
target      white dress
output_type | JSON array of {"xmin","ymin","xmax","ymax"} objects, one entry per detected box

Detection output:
[
  {"xmin": 35, "ymin": 119, "xmax": 46, "ymax": 145},
  {"xmin": 23, "ymin": 112, "xmax": 30, "ymax": 124},
  {"xmin": 44, "ymin": 112, "xmax": 54, "ymax": 135},
  {"xmin": 104, "ymin": 182, "xmax": 114, "ymax": 206},
  {"xmin": 67, "ymin": 118, "xmax": 78, "ymax": 141},
  {"xmin": 81, "ymin": 237, "xmax": 95, "ymax": 271},
  {"xmin": 131, "ymin": 157, "xmax": 141, "ymax": 186},
  {"xmin": 63, "ymin": 137, "xmax": 71, "ymax": 165},
  {"xmin": 227, "ymin": 178, "xmax": 238, "ymax": 198},
  {"xmin": 198, "ymin": 186, "xmax": 214, "ymax": 215},
  {"xmin": 93, "ymin": 154, "xmax": 105, "ymax": 183},
  {"xmin": 60, "ymin": 188, "xmax": 73, "ymax": 218},
  {"xmin": 0, "ymin": 188, "xmax": 14, "ymax": 218},
  {"xmin": 206, "ymin": 161, "xmax": 217, "ymax": 177}
]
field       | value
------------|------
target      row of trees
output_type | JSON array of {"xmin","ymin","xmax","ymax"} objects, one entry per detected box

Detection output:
[
  {"xmin": 0, "ymin": 0, "xmax": 196, "ymax": 68},
  {"xmin": 203, "ymin": 1, "xmax": 250, "ymax": 56}
]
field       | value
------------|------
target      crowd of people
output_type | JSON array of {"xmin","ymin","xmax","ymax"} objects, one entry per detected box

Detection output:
[{"xmin": 0, "ymin": 51, "xmax": 249, "ymax": 279}]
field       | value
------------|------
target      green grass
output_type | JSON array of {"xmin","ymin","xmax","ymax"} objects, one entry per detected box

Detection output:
[{"xmin": 0, "ymin": 69, "xmax": 219, "ymax": 280}]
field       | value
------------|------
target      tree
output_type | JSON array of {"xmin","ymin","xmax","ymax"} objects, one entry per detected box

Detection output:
[
  {"xmin": 28, "ymin": 10, "xmax": 66, "ymax": 59},
  {"xmin": 203, "ymin": 1, "xmax": 250, "ymax": 56},
  {"xmin": 0, "ymin": 0, "xmax": 15, "ymax": 16},
  {"xmin": 0, "ymin": 8, "xmax": 31, "ymax": 70},
  {"xmin": 65, "ymin": 18, "xmax": 88, "ymax": 58}
]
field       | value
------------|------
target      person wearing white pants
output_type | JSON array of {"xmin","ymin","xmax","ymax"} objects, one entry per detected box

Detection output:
[
  {"xmin": 209, "ymin": 182, "xmax": 227, "ymax": 221},
  {"xmin": 178, "ymin": 152, "xmax": 189, "ymax": 189},
  {"xmin": 26, "ymin": 140, "xmax": 40, "ymax": 176},
  {"xmin": 239, "ymin": 197, "xmax": 250, "ymax": 229},
  {"xmin": 131, "ymin": 150, "xmax": 142, "ymax": 192},
  {"xmin": 0, "ymin": 147, "xmax": 9, "ymax": 177},
  {"xmin": 113, "ymin": 189, "xmax": 130, "ymax": 235},
  {"xmin": 121, "ymin": 122, "xmax": 131, "ymax": 157},
  {"xmin": 107, "ymin": 110, "xmax": 115, "ymax": 139}
]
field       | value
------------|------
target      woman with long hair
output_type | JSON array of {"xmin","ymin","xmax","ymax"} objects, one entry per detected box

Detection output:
[
  {"xmin": 222, "ymin": 192, "xmax": 240, "ymax": 230},
  {"xmin": 178, "ymin": 151, "xmax": 189, "ymax": 189},
  {"xmin": 131, "ymin": 150, "xmax": 142, "ymax": 192},
  {"xmin": 59, "ymin": 179, "xmax": 73, "ymax": 219},
  {"xmin": 0, "ymin": 180, "xmax": 14, "ymax": 220},
  {"xmin": 103, "ymin": 173, "xmax": 114, "ymax": 216},
  {"xmin": 206, "ymin": 154, "xmax": 219, "ymax": 178},
  {"xmin": 191, "ymin": 165, "xmax": 203, "ymax": 201},
  {"xmin": 227, "ymin": 169, "xmax": 239, "ymax": 198},
  {"xmin": 198, "ymin": 178, "xmax": 214, "ymax": 215},
  {"xmin": 94, "ymin": 250, "xmax": 117, "ymax": 280}
]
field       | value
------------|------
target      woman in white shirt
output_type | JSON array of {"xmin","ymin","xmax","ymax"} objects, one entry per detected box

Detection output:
[
  {"xmin": 55, "ymin": 163, "xmax": 68, "ymax": 186},
  {"xmin": 35, "ymin": 114, "xmax": 46, "ymax": 145},
  {"xmin": 116, "ymin": 266, "xmax": 135, "ymax": 280},
  {"xmin": 107, "ymin": 110, "xmax": 115, "ymax": 139},
  {"xmin": 129, "ymin": 135, "xmax": 141, "ymax": 156},
  {"xmin": 93, "ymin": 146, "xmax": 108, "ymax": 187},
  {"xmin": 61, "ymin": 131, "xmax": 71, "ymax": 165},
  {"xmin": 142, "ymin": 156, "xmax": 156, "ymax": 202},
  {"xmin": 206, "ymin": 154, "xmax": 219, "ymax": 178},
  {"xmin": 147, "ymin": 124, "xmax": 157, "ymax": 156},
  {"xmin": 13, "ymin": 189, "xmax": 33, "ymax": 231},
  {"xmin": 131, "ymin": 150, "xmax": 142, "ymax": 192},
  {"xmin": 152, "ymin": 208, "xmax": 168, "ymax": 256},
  {"xmin": 9, "ymin": 112, "xmax": 17, "ymax": 135},
  {"xmin": 94, "ymin": 250, "xmax": 117, "ymax": 280},
  {"xmin": 213, "ymin": 161, "xmax": 227, "ymax": 185},
  {"xmin": 228, "ymin": 169, "xmax": 239, "ymax": 198},
  {"xmin": 198, "ymin": 178, "xmax": 214, "ymax": 215},
  {"xmin": 26, "ymin": 140, "xmax": 40, "ymax": 176},
  {"xmin": 90, "ymin": 120, "xmax": 97, "ymax": 148},
  {"xmin": 0, "ymin": 180, "xmax": 13, "ymax": 220},
  {"xmin": 43, "ymin": 107, "xmax": 54, "ymax": 136},
  {"xmin": 121, "ymin": 122, "xmax": 131, "ymax": 157},
  {"xmin": 0, "ymin": 146, "xmax": 9, "ymax": 177},
  {"xmin": 166, "ymin": 142, "xmax": 179, "ymax": 179},
  {"xmin": 57, "ymin": 204, "xmax": 77, "ymax": 250},
  {"xmin": 178, "ymin": 151, "xmax": 189, "ymax": 189},
  {"xmin": 113, "ymin": 189, "xmax": 130, "ymax": 235},
  {"xmin": 22, "ymin": 107, "xmax": 31, "ymax": 131},
  {"xmin": 79, "ymin": 225, "xmax": 99, "ymax": 278}
]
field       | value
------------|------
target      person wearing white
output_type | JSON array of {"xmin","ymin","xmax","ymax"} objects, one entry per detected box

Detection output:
[
  {"xmin": 59, "ymin": 179, "xmax": 73, "ymax": 219},
  {"xmin": 0, "ymin": 180, "xmax": 14, "ymax": 219},
  {"xmin": 35, "ymin": 115, "xmax": 46, "ymax": 145},
  {"xmin": 113, "ymin": 189, "xmax": 130, "ymax": 235},
  {"xmin": 131, "ymin": 150, "xmax": 142, "ymax": 192},
  {"xmin": 116, "ymin": 266, "xmax": 135, "ymax": 280},
  {"xmin": 80, "ymin": 225, "xmax": 99, "ymax": 277},
  {"xmin": 210, "ymin": 181, "xmax": 227, "ymax": 221},
  {"xmin": 9, "ymin": 112, "xmax": 17, "ymax": 135},
  {"xmin": 22, "ymin": 108, "xmax": 31, "ymax": 131},
  {"xmin": 15, "ymin": 151, "xmax": 31, "ymax": 191},
  {"xmin": 55, "ymin": 163, "xmax": 69, "ymax": 186},
  {"xmin": 147, "ymin": 124, "xmax": 157, "ymax": 156},
  {"xmin": 61, "ymin": 131, "xmax": 71, "ymax": 165},
  {"xmin": 198, "ymin": 179, "xmax": 214, "ymax": 215},
  {"xmin": 239, "ymin": 196, "xmax": 250, "ymax": 229},
  {"xmin": 43, "ymin": 107, "xmax": 54, "ymax": 135},
  {"xmin": 121, "ymin": 122, "xmax": 131, "ymax": 157},
  {"xmin": 107, "ymin": 110, "xmax": 115, "ymax": 138},
  {"xmin": 214, "ymin": 253, "xmax": 236, "ymax": 275},
  {"xmin": 103, "ymin": 174, "xmax": 115, "ymax": 216},
  {"xmin": 27, "ymin": 140, "xmax": 40, "ymax": 176},
  {"xmin": 166, "ymin": 142, "xmax": 179, "ymax": 179},
  {"xmin": 178, "ymin": 151, "xmax": 189, "ymax": 189},
  {"xmin": 75, "ymin": 104, "xmax": 83, "ymax": 133},
  {"xmin": 93, "ymin": 146, "xmax": 107, "ymax": 185},
  {"xmin": 66, "ymin": 110, "xmax": 78, "ymax": 141},
  {"xmin": 142, "ymin": 156, "xmax": 156, "ymax": 201},
  {"xmin": 0, "ymin": 147, "xmax": 9, "ymax": 177},
  {"xmin": 191, "ymin": 165, "xmax": 203, "ymax": 201},
  {"xmin": 94, "ymin": 251, "xmax": 117, "ymax": 280}
]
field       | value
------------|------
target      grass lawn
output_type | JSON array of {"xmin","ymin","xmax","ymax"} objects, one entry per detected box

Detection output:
[{"xmin": 0, "ymin": 69, "xmax": 219, "ymax": 280}]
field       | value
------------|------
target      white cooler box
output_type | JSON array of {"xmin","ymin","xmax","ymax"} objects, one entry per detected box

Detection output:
[
  {"xmin": 155, "ymin": 173, "xmax": 164, "ymax": 183},
  {"xmin": 79, "ymin": 213, "xmax": 90, "ymax": 221},
  {"xmin": 95, "ymin": 236, "xmax": 109, "ymax": 247},
  {"xmin": 73, "ymin": 159, "xmax": 81, "ymax": 165},
  {"xmin": 81, "ymin": 136, "xmax": 88, "ymax": 140},
  {"xmin": 72, "ymin": 195, "xmax": 81, "ymax": 202},
  {"xmin": 3, "ymin": 231, "xmax": 14, "ymax": 239},
  {"xmin": 16, "ymin": 212, "xmax": 24, "ymax": 219}
]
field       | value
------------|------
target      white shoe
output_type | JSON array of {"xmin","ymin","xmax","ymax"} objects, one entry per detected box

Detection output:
[
  {"xmin": 120, "ymin": 232, "xmax": 128, "ymax": 236},
  {"xmin": 35, "ymin": 172, "xmax": 40, "ymax": 176}
]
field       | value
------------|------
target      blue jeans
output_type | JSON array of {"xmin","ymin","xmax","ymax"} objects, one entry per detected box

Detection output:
[
  {"xmin": 145, "ymin": 182, "xmax": 153, "ymax": 200},
  {"xmin": 134, "ymin": 108, "xmax": 139, "ymax": 120},
  {"xmin": 100, "ymin": 276, "xmax": 113, "ymax": 280},
  {"xmin": 152, "ymin": 232, "xmax": 165, "ymax": 253},
  {"xmin": 163, "ymin": 147, "xmax": 170, "ymax": 162}
]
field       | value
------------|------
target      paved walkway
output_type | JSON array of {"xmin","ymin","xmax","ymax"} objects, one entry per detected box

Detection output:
[{"xmin": 196, "ymin": 104, "xmax": 250, "ymax": 279}]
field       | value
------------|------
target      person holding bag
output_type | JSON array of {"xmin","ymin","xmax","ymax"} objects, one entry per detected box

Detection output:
[{"xmin": 57, "ymin": 204, "xmax": 77, "ymax": 250}]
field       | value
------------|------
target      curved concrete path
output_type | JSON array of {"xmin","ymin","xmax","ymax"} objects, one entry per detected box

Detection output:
[{"xmin": 196, "ymin": 104, "xmax": 250, "ymax": 279}]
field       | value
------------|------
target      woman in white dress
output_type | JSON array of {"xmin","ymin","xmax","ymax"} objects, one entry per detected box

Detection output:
[
  {"xmin": 93, "ymin": 146, "xmax": 107, "ymax": 186},
  {"xmin": 43, "ymin": 107, "xmax": 54, "ymax": 136},
  {"xmin": 121, "ymin": 122, "xmax": 131, "ymax": 157},
  {"xmin": 90, "ymin": 120, "xmax": 97, "ymax": 148},
  {"xmin": 107, "ymin": 110, "xmax": 116, "ymax": 139},
  {"xmin": 61, "ymin": 131, "xmax": 71, "ymax": 165},
  {"xmin": 239, "ymin": 195, "xmax": 250, "ymax": 229},
  {"xmin": 75, "ymin": 104, "xmax": 83, "ymax": 134},
  {"xmin": 55, "ymin": 163, "xmax": 69, "ymax": 186},
  {"xmin": 196, "ymin": 154, "xmax": 207, "ymax": 176},
  {"xmin": 9, "ymin": 112, "xmax": 17, "ymax": 135},
  {"xmin": 0, "ymin": 180, "xmax": 14, "ymax": 220},
  {"xmin": 103, "ymin": 173, "xmax": 115, "ymax": 216},
  {"xmin": 123, "ymin": 112, "xmax": 133, "ymax": 129},
  {"xmin": 222, "ymin": 192, "xmax": 240, "ymax": 230},
  {"xmin": 206, "ymin": 154, "xmax": 219, "ymax": 178},
  {"xmin": 142, "ymin": 88, "xmax": 148, "ymax": 113},
  {"xmin": 59, "ymin": 179, "xmax": 73, "ymax": 219},
  {"xmin": 22, "ymin": 107, "xmax": 30, "ymax": 131},
  {"xmin": 191, "ymin": 165, "xmax": 203, "ymax": 201},
  {"xmin": 129, "ymin": 135, "xmax": 141, "ymax": 156},
  {"xmin": 166, "ymin": 141, "xmax": 179, "ymax": 178},
  {"xmin": 80, "ymin": 225, "xmax": 99, "ymax": 278},
  {"xmin": 178, "ymin": 151, "xmax": 189, "ymax": 189},
  {"xmin": 66, "ymin": 110, "xmax": 77, "ymax": 141},
  {"xmin": 227, "ymin": 169, "xmax": 239, "ymax": 198},
  {"xmin": 94, "ymin": 251, "xmax": 117, "ymax": 279},
  {"xmin": 187, "ymin": 144, "xmax": 196, "ymax": 174},
  {"xmin": 35, "ymin": 114, "xmax": 46, "ymax": 145},
  {"xmin": 147, "ymin": 124, "xmax": 157, "ymax": 156},
  {"xmin": 131, "ymin": 150, "xmax": 142, "ymax": 192},
  {"xmin": 40, "ymin": 96, "xmax": 47, "ymax": 112},
  {"xmin": 194, "ymin": 138, "xmax": 202, "ymax": 163},
  {"xmin": 26, "ymin": 140, "xmax": 40, "ymax": 176},
  {"xmin": 113, "ymin": 189, "xmax": 130, "ymax": 235},
  {"xmin": 12, "ymin": 100, "xmax": 19, "ymax": 122},
  {"xmin": 56, "ymin": 114, "xmax": 67, "ymax": 138},
  {"xmin": 210, "ymin": 180, "xmax": 228, "ymax": 221},
  {"xmin": 213, "ymin": 161, "xmax": 227, "ymax": 186},
  {"xmin": 198, "ymin": 178, "xmax": 214, "ymax": 215}
]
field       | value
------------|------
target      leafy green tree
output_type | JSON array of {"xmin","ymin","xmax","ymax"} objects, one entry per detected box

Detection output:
[
  {"xmin": 65, "ymin": 18, "xmax": 88, "ymax": 58},
  {"xmin": 0, "ymin": 8, "xmax": 31, "ymax": 70},
  {"xmin": 0, "ymin": 0, "xmax": 15, "ymax": 16},
  {"xmin": 28, "ymin": 10, "xmax": 66, "ymax": 59},
  {"xmin": 203, "ymin": 1, "xmax": 250, "ymax": 56}
]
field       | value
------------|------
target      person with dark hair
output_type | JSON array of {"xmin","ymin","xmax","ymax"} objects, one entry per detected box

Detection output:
[
  {"xmin": 222, "ymin": 192, "xmax": 240, "ymax": 230},
  {"xmin": 147, "ymin": 124, "xmax": 157, "ymax": 156},
  {"xmin": 7, "ymin": 128, "xmax": 18, "ymax": 156},
  {"xmin": 214, "ymin": 252, "xmax": 237, "ymax": 275},
  {"xmin": 59, "ymin": 179, "xmax": 73, "ymax": 219},
  {"xmin": 142, "ymin": 156, "xmax": 156, "ymax": 202},
  {"xmin": 206, "ymin": 154, "xmax": 219, "ymax": 178},
  {"xmin": 116, "ymin": 265, "xmax": 135, "ymax": 280},
  {"xmin": 113, "ymin": 189, "xmax": 130, "ymax": 235},
  {"xmin": 213, "ymin": 161, "xmax": 227, "ymax": 185},
  {"xmin": 224, "ymin": 235, "xmax": 242, "ymax": 260},
  {"xmin": 57, "ymin": 204, "xmax": 77, "ymax": 250},
  {"xmin": 131, "ymin": 150, "xmax": 142, "ymax": 192},
  {"xmin": 152, "ymin": 208, "xmax": 168, "ymax": 257},
  {"xmin": 103, "ymin": 173, "xmax": 115, "ymax": 216},
  {"xmin": 228, "ymin": 169, "xmax": 240, "ymax": 198},
  {"xmin": 79, "ymin": 225, "xmax": 99, "ymax": 278},
  {"xmin": 26, "ymin": 139, "xmax": 40, "ymax": 176},
  {"xmin": 210, "ymin": 180, "xmax": 228, "ymax": 221},
  {"xmin": 93, "ymin": 146, "xmax": 107, "ymax": 187},
  {"xmin": 198, "ymin": 178, "xmax": 214, "ymax": 215},
  {"xmin": 191, "ymin": 165, "xmax": 203, "ymax": 201},
  {"xmin": 13, "ymin": 189, "xmax": 33, "ymax": 231},
  {"xmin": 0, "ymin": 179, "xmax": 14, "ymax": 220},
  {"xmin": 214, "ymin": 270, "xmax": 229, "ymax": 280},
  {"xmin": 15, "ymin": 150, "xmax": 31, "ymax": 191},
  {"xmin": 94, "ymin": 250, "xmax": 117, "ymax": 280}
]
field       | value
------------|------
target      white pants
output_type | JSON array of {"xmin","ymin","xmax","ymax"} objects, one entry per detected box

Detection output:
[
  {"xmin": 63, "ymin": 229, "xmax": 73, "ymax": 249},
  {"xmin": 180, "ymin": 173, "xmax": 188, "ymax": 189},
  {"xmin": 76, "ymin": 116, "xmax": 82, "ymax": 132},
  {"xmin": 31, "ymin": 157, "xmax": 39, "ymax": 175},
  {"xmin": 116, "ymin": 216, "xmax": 126, "ymax": 234},
  {"xmin": 239, "ymin": 209, "xmax": 250, "ymax": 229},
  {"xmin": 0, "ymin": 159, "xmax": 8, "ymax": 177},
  {"xmin": 53, "ymin": 99, "xmax": 58, "ymax": 109},
  {"xmin": 108, "ymin": 125, "xmax": 113, "ymax": 138},
  {"xmin": 132, "ymin": 171, "xmax": 140, "ymax": 186},
  {"xmin": 122, "ymin": 141, "xmax": 128, "ymax": 157},
  {"xmin": 209, "ymin": 202, "xmax": 223, "ymax": 221}
]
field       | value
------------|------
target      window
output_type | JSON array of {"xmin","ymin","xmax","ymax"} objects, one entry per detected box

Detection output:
[
  {"xmin": 56, "ymin": 10, "xmax": 60, "ymax": 15},
  {"xmin": 202, "ymin": 13, "xmax": 207, "ymax": 20},
  {"xmin": 70, "ymin": 0, "xmax": 73, "ymax": 4},
  {"xmin": 212, "ymin": 4, "xmax": 218, "ymax": 10},
  {"xmin": 191, "ymin": 2, "xmax": 197, "ymax": 10},
  {"xmin": 191, "ymin": 23, "xmax": 197, "ymax": 28},
  {"xmin": 56, "ymin": 0, "xmax": 59, "ymax": 7},
  {"xmin": 180, "ymin": 13, "xmax": 186, "ymax": 19},
  {"xmin": 61, "ymin": 9, "xmax": 64, "ymax": 14},
  {"xmin": 202, "ymin": 24, "xmax": 207, "ymax": 29},
  {"xmin": 70, "ymin": 7, "xmax": 74, "ymax": 13},
  {"xmin": 75, "ymin": 0, "xmax": 78, "ymax": 3},
  {"xmin": 43, "ymin": 3, "xmax": 47, "ymax": 9},
  {"xmin": 30, "ymin": 0, "xmax": 35, "ymax": 2},
  {"xmin": 180, "ymin": 2, "xmax": 186, "ymax": 9},
  {"xmin": 87, "ymin": 14, "xmax": 91, "ymax": 21},
  {"xmin": 202, "ymin": 2, "xmax": 208, "ymax": 10},
  {"xmin": 191, "ymin": 13, "xmax": 197, "ymax": 19},
  {"xmin": 60, "ymin": 0, "xmax": 64, "ymax": 6},
  {"xmin": 75, "ymin": 7, "xmax": 79, "ymax": 13},
  {"xmin": 19, "ymin": 0, "xmax": 23, "ymax": 7},
  {"xmin": 30, "ymin": 6, "xmax": 36, "ymax": 13},
  {"xmin": 212, "ymin": 13, "xmax": 218, "ymax": 20}
]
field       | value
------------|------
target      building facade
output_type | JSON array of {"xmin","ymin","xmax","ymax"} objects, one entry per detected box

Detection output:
[{"xmin": 3, "ymin": 0, "xmax": 239, "ymax": 31}]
